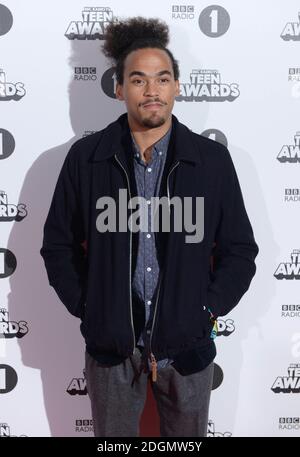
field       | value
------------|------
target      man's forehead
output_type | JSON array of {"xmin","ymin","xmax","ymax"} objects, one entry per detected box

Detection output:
[
  {"xmin": 125, "ymin": 48, "xmax": 173, "ymax": 73},
  {"xmin": 128, "ymin": 70, "xmax": 172, "ymax": 78}
]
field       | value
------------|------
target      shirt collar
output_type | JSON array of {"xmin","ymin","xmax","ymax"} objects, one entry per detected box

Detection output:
[{"xmin": 130, "ymin": 122, "xmax": 172, "ymax": 161}]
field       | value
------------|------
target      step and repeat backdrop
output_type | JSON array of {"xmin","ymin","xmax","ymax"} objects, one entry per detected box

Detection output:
[{"xmin": 0, "ymin": 0, "xmax": 299, "ymax": 437}]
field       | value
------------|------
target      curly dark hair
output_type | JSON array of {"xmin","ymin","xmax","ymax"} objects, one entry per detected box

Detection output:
[{"xmin": 101, "ymin": 16, "xmax": 180, "ymax": 84}]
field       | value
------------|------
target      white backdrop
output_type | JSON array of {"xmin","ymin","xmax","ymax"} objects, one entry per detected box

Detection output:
[{"xmin": 0, "ymin": 0, "xmax": 300, "ymax": 437}]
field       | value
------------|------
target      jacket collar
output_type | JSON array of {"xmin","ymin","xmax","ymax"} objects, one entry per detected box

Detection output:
[{"xmin": 91, "ymin": 112, "xmax": 203, "ymax": 166}]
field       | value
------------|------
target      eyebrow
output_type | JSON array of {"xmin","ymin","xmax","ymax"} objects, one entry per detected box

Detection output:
[{"xmin": 128, "ymin": 70, "xmax": 173, "ymax": 78}]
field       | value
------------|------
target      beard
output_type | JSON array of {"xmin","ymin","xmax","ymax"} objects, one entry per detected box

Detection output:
[{"xmin": 140, "ymin": 113, "xmax": 166, "ymax": 128}]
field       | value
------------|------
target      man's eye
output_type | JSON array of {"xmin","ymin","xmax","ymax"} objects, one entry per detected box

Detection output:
[
  {"xmin": 132, "ymin": 79, "xmax": 143, "ymax": 84},
  {"xmin": 160, "ymin": 78, "xmax": 170, "ymax": 83}
]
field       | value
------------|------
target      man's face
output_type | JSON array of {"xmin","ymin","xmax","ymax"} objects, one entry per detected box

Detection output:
[{"xmin": 115, "ymin": 47, "xmax": 180, "ymax": 129}]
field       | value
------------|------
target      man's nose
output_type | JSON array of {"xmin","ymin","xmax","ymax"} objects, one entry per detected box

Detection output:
[{"xmin": 143, "ymin": 81, "xmax": 159, "ymax": 97}]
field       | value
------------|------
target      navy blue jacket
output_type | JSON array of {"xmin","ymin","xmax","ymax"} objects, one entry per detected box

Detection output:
[{"xmin": 40, "ymin": 113, "xmax": 259, "ymax": 372}]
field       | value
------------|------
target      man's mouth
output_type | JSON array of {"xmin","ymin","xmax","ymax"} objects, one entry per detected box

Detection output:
[{"xmin": 142, "ymin": 102, "xmax": 164, "ymax": 110}]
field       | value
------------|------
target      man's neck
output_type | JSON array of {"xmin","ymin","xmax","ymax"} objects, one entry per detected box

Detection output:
[{"xmin": 128, "ymin": 114, "xmax": 172, "ymax": 163}]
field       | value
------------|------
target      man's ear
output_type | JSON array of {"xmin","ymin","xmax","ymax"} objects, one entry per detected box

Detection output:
[
  {"xmin": 115, "ymin": 83, "xmax": 124, "ymax": 101},
  {"xmin": 175, "ymin": 79, "xmax": 180, "ymax": 97}
]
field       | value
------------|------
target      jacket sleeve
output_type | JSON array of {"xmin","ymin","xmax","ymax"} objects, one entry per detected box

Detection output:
[
  {"xmin": 40, "ymin": 143, "xmax": 87, "ymax": 318},
  {"xmin": 207, "ymin": 146, "xmax": 259, "ymax": 317}
]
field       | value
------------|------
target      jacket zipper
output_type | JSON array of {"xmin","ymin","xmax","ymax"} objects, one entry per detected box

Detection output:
[
  {"xmin": 149, "ymin": 160, "xmax": 180, "ymax": 382},
  {"xmin": 114, "ymin": 153, "xmax": 136, "ymax": 355}
]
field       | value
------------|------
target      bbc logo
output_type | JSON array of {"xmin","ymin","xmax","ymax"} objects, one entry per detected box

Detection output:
[
  {"xmin": 279, "ymin": 417, "xmax": 300, "ymax": 424},
  {"xmin": 289, "ymin": 68, "xmax": 300, "ymax": 75},
  {"xmin": 172, "ymin": 5, "xmax": 194, "ymax": 12},
  {"xmin": 74, "ymin": 67, "xmax": 96, "ymax": 74},
  {"xmin": 282, "ymin": 305, "xmax": 300, "ymax": 311},
  {"xmin": 285, "ymin": 188, "xmax": 300, "ymax": 195},
  {"xmin": 75, "ymin": 419, "xmax": 93, "ymax": 426}
]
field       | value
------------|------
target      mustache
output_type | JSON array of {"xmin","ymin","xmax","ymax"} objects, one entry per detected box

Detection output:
[{"xmin": 140, "ymin": 100, "xmax": 166, "ymax": 106}]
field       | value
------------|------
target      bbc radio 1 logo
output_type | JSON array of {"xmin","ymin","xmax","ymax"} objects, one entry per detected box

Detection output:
[
  {"xmin": 67, "ymin": 370, "xmax": 87, "ymax": 395},
  {"xmin": 201, "ymin": 129, "xmax": 228, "ymax": 148},
  {"xmin": 0, "ymin": 308, "xmax": 29, "ymax": 339},
  {"xmin": 65, "ymin": 6, "xmax": 115, "ymax": 40},
  {"xmin": 0, "ymin": 365, "xmax": 18, "ymax": 394},
  {"xmin": 271, "ymin": 364, "xmax": 300, "ymax": 393},
  {"xmin": 101, "ymin": 67, "xmax": 117, "ymax": 98},
  {"xmin": 278, "ymin": 417, "xmax": 300, "ymax": 431},
  {"xmin": 0, "ymin": 249, "xmax": 17, "ymax": 279},
  {"xmin": 0, "ymin": 69, "xmax": 26, "ymax": 101},
  {"xmin": 0, "ymin": 423, "xmax": 26, "ymax": 437},
  {"xmin": 171, "ymin": 4, "xmax": 230, "ymax": 36},
  {"xmin": 284, "ymin": 188, "xmax": 300, "ymax": 203},
  {"xmin": 207, "ymin": 420, "xmax": 232, "ymax": 437},
  {"xmin": 0, "ymin": 190, "xmax": 28, "ymax": 222},
  {"xmin": 0, "ymin": 129, "xmax": 15, "ymax": 160},
  {"xmin": 0, "ymin": 4, "xmax": 13, "ymax": 36},
  {"xmin": 171, "ymin": 5, "xmax": 194, "ymax": 20},
  {"xmin": 74, "ymin": 67, "xmax": 97, "ymax": 82},
  {"xmin": 176, "ymin": 69, "xmax": 240, "ymax": 102},
  {"xmin": 281, "ymin": 12, "xmax": 300, "ymax": 41},
  {"xmin": 274, "ymin": 250, "xmax": 300, "ymax": 280},
  {"xmin": 198, "ymin": 5, "xmax": 230, "ymax": 37},
  {"xmin": 288, "ymin": 68, "xmax": 300, "ymax": 83},
  {"xmin": 288, "ymin": 69, "xmax": 300, "ymax": 99},
  {"xmin": 75, "ymin": 419, "xmax": 93, "ymax": 433},
  {"xmin": 281, "ymin": 304, "xmax": 300, "ymax": 318},
  {"xmin": 277, "ymin": 132, "xmax": 300, "ymax": 163}
]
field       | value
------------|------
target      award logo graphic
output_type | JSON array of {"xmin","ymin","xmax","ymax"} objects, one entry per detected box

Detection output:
[
  {"xmin": 65, "ymin": 7, "xmax": 115, "ymax": 40},
  {"xmin": 281, "ymin": 12, "xmax": 300, "ymax": 41}
]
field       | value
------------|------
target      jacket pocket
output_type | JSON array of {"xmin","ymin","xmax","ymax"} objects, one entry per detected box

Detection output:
[{"xmin": 54, "ymin": 268, "xmax": 88, "ymax": 319}]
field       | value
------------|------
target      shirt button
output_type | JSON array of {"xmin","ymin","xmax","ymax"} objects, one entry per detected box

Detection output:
[
  {"xmin": 159, "ymin": 151, "xmax": 163, "ymax": 156},
  {"xmin": 146, "ymin": 330, "xmax": 151, "ymax": 335},
  {"xmin": 147, "ymin": 300, "xmax": 152, "ymax": 305},
  {"xmin": 146, "ymin": 233, "xmax": 151, "ymax": 238},
  {"xmin": 147, "ymin": 200, "xmax": 151, "ymax": 205},
  {"xmin": 146, "ymin": 267, "xmax": 152, "ymax": 272},
  {"xmin": 147, "ymin": 168, "xmax": 152, "ymax": 172},
  {"xmin": 136, "ymin": 153, "xmax": 139, "ymax": 158}
]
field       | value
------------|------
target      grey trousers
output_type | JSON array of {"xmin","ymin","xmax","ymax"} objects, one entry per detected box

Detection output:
[{"xmin": 85, "ymin": 347, "xmax": 214, "ymax": 437}]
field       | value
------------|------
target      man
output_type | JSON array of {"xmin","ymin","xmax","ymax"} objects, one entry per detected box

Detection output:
[{"xmin": 40, "ymin": 17, "xmax": 259, "ymax": 437}]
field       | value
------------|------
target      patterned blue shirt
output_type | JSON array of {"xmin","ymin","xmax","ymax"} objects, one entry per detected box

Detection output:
[{"xmin": 130, "ymin": 124, "xmax": 174, "ymax": 372}]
